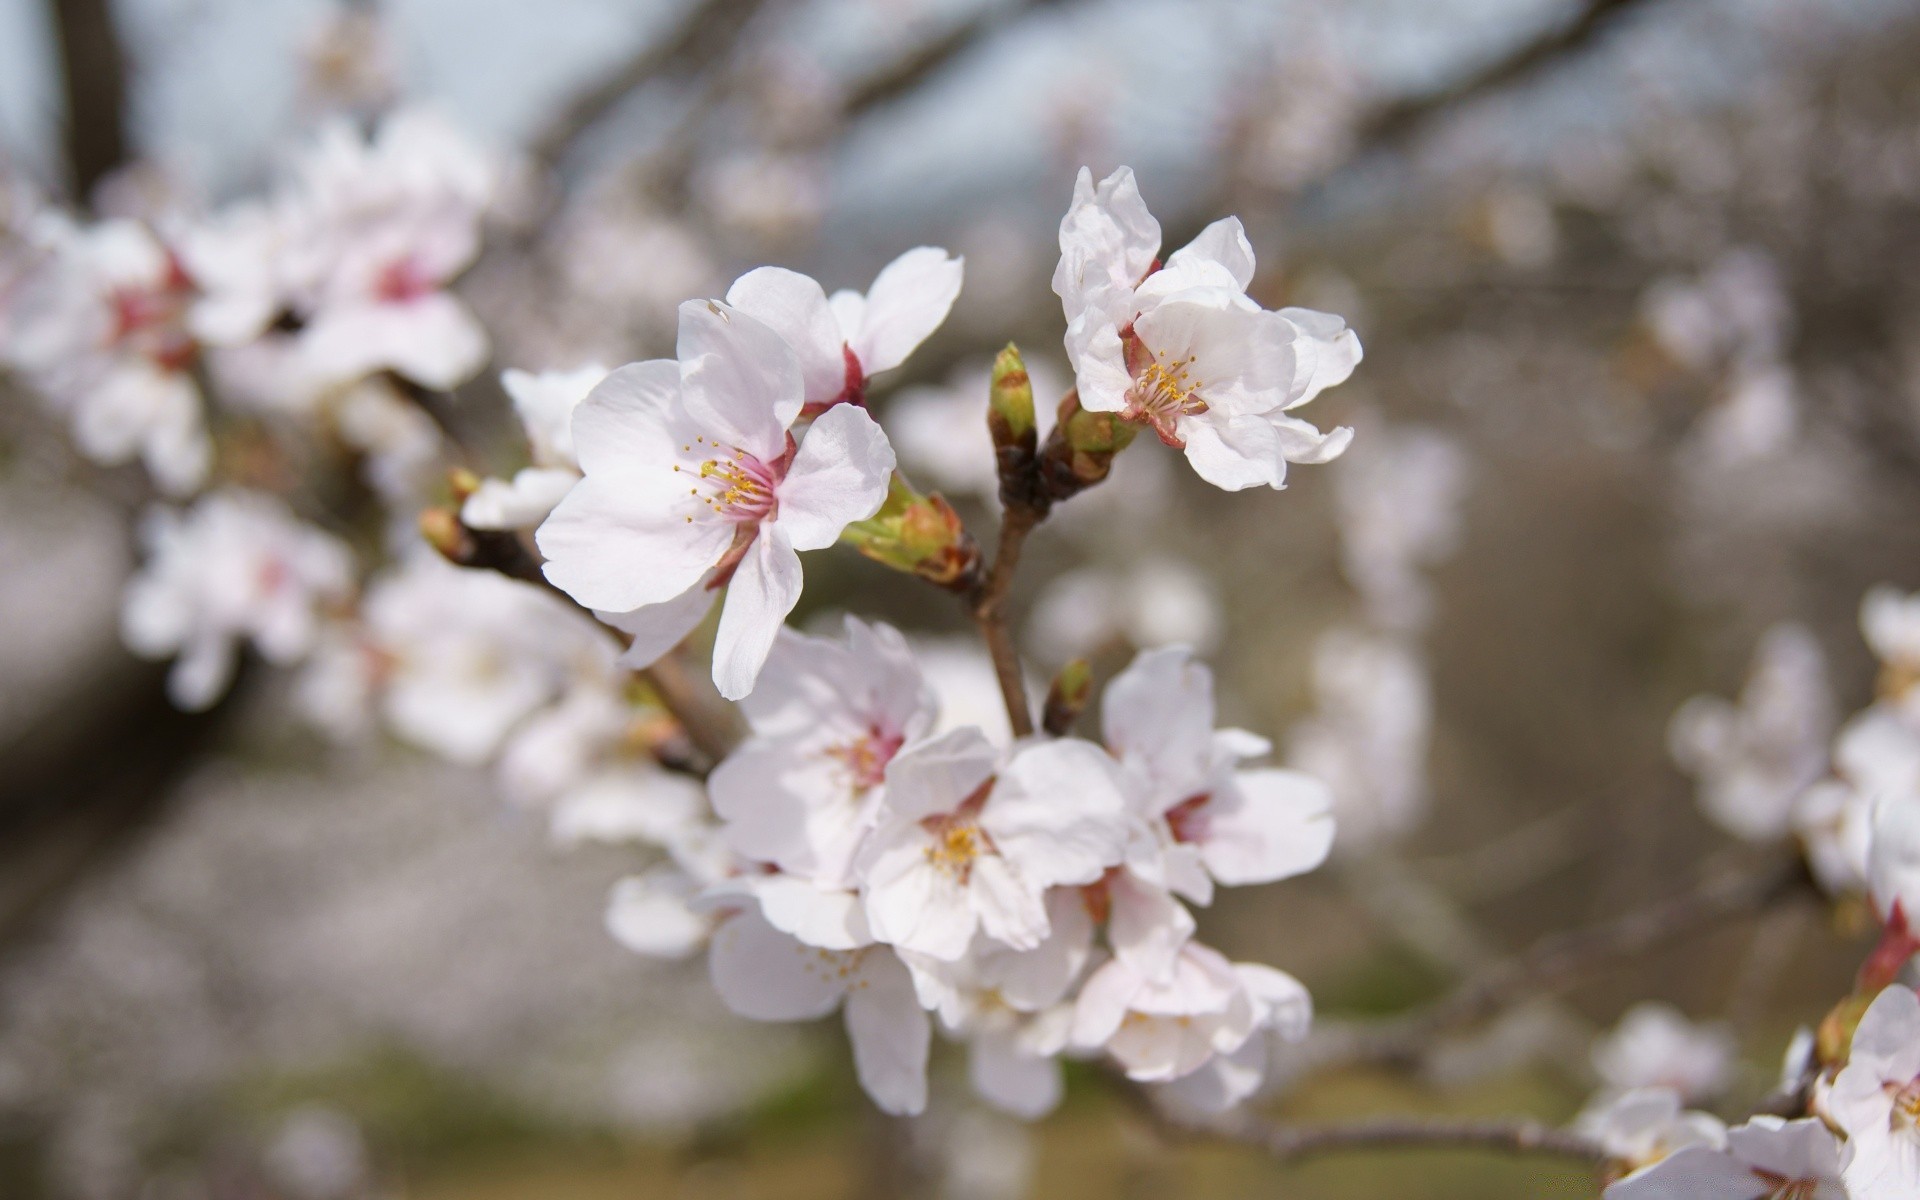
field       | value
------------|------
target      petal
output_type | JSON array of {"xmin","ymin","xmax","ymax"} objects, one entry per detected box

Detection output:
[
  {"xmin": 849, "ymin": 247, "xmax": 964, "ymax": 376},
  {"xmin": 460, "ymin": 467, "xmax": 579, "ymax": 530},
  {"xmin": 605, "ymin": 869, "xmax": 710, "ymax": 959},
  {"xmin": 746, "ymin": 875, "xmax": 873, "ymax": 950},
  {"xmin": 1107, "ymin": 870, "xmax": 1196, "ymax": 980},
  {"xmin": 537, "ymin": 474, "xmax": 730, "ymax": 612},
  {"xmin": 1102, "ymin": 646, "xmax": 1217, "ymax": 805},
  {"xmin": 844, "ymin": 950, "xmax": 932, "ymax": 1115},
  {"xmin": 1162, "ymin": 216, "xmax": 1256, "ymax": 292},
  {"xmin": 676, "ymin": 299, "xmax": 802, "ymax": 461},
  {"xmin": 725, "ymin": 266, "xmax": 849, "ymax": 407},
  {"xmin": 707, "ymin": 907, "xmax": 848, "ymax": 1021},
  {"xmin": 712, "ymin": 528, "xmax": 804, "ymax": 700},
  {"xmin": 1198, "ymin": 769, "xmax": 1336, "ymax": 886},
  {"xmin": 970, "ymin": 1034, "xmax": 1063, "ymax": 1120},
  {"xmin": 1053, "ymin": 166, "xmax": 1161, "ymax": 318},
  {"xmin": 877, "ymin": 726, "xmax": 1001, "ymax": 823},
  {"xmin": 970, "ymin": 852, "xmax": 1052, "ymax": 951},
  {"xmin": 985, "ymin": 739, "xmax": 1131, "ymax": 887},
  {"xmin": 302, "ymin": 293, "xmax": 488, "ymax": 390},
  {"xmin": 1278, "ymin": 306, "xmax": 1363, "ymax": 406},
  {"xmin": 773, "ymin": 403, "xmax": 895, "ymax": 551},
  {"xmin": 862, "ymin": 843, "xmax": 978, "ymax": 960},
  {"xmin": 600, "ymin": 581, "xmax": 716, "ymax": 670},
  {"xmin": 1603, "ymin": 1146, "xmax": 1762, "ymax": 1200},
  {"xmin": 1180, "ymin": 413, "xmax": 1288, "ymax": 491},
  {"xmin": 567, "ymin": 359, "xmax": 685, "ymax": 477}
]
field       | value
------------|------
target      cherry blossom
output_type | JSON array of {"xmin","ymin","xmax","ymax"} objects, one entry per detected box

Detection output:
[
  {"xmin": 7, "ymin": 216, "xmax": 211, "ymax": 494},
  {"xmin": 121, "ymin": 490, "xmax": 354, "ymax": 710},
  {"xmin": 1604, "ymin": 1116, "xmax": 1846, "ymax": 1200},
  {"xmin": 1669, "ymin": 623, "xmax": 1835, "ymax": 842},
  {"xmin": 1052, "ymin": 166, "xmax": 1359, "ymax": 490},
  {"xmin": 1100, "ymin": 646, "xmax": 1335, "ymax": 907},
  {"xmin": 706, "ymin": 897, "xmax": 931, "ymax": 1115},
  {"xmin": 1576, "ymin": 1088, "xmax": 1727, "ymax": 1174},
  {"xmin": 1827, "ymin": 984, "xmax": 1920, "ymax": 1200},
  {"xmin": 462, "ymin": 364, "xmax": 608, "ymax": 530},
  {"xmin": 536, "ymin": 299, "xmax": 895, "ymax": 700},
  {"xmin": 1797, "ymin": 708, "xmax": 1920, "ymax": 897},
  {"xmin": 855, "ymin": 728, "xmax": 1130, "ymax": 960},
  {"xmin": 1592, "ymin": 1003, "xmax": 1736, "ymax": 1103},
  {"xmin": 709, "ymin": 618, "xmax": 937, "ymax": 887},
  {"xmin": 1070, "ymin": 941, "xmax": 1310, "ymax": 1100},
  {"xmin": 725, "ymin": 247, "xmax": 963, "ymax": 414}
]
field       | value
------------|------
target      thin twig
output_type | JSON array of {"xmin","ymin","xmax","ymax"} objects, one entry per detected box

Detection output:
[
  {"xmin": 1354, "ymin": 0, "xmax": 1663, "ymax": 149},
  {"xmin": 1338, "ymin": 855, "xmax": 1815, "ymax": 1068},
  {"xmin": 970, "ymin": 503, "xmax": 1039, "ymax": 738},
  {"xmin": 639, "ymin": 656, "xmax": 742, "ymax": 768},
  {"xmin": 1184, "ymin": 1108, "xmax": 1608, "ymax": 1168}
]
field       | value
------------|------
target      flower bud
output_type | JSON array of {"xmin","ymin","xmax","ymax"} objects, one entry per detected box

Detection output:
[
  {"xmin": 989, "ymin": 344, "xmax": 1041, "ymax": 511},
  {"xmin": 1039, "ymin": 389, "xmax": 1137, "ymax": 503},
  {"xmin": 1042, "ymin": 659, "xmax": 1092, "ymax": 737},
  {"xmin": 841, "ymin": 473, "xmax": 982, "ymax": 592},
  {"xmin": 419, "ymin": 504, "xmax": 472, "ymax": 562}
]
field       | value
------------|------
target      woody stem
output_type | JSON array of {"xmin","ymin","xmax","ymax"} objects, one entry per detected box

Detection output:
[{"xmin": 970, "ymin": 502, "xmax": 1040, "ymax": 739}]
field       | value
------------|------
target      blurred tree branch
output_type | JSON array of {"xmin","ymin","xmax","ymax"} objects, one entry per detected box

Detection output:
[
  {"xmin": 48, "ymin": 0, "xmax": 129, "ymax": 202},
  {"xmin": 527, "ymin": 0, "xmax": 777, "ymax": 171},
  {"xmin": 1150, "ymin": 1101, "xmax": 1608, "ymax": 1168},
  {"xmin": 1354, "ymin": 0, "xmax": 1663, "ymax": 150},
  {"xmin": 838, "ymin": 0, "xmax": 1077, "ymax": 120}
]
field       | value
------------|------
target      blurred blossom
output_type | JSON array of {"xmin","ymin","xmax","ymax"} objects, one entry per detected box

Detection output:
[
  {"xmin": 1285, "ymin": 629, "xmax": 1432, "ymax": 852},
  {"xmin": 1025, "ymin": 556, "xmax": 1222, "ymax": 663},
  {"xmin": 1332, "ymin": 418, "xmax": 1468, "ymax": 633},
  {"xmin": 262, "ymin": 1106, "xmax": 369, "ymax": 1200},
  {"xmin": 1689, "ymin": 363, "xmax": 1799, "ymax": 466},
  {"xmin": 1574, "ymin": 1087, "xmax": 1727, "ymax": 1175},
  {"xmin": 694, "ymin": 151, "xmax": 828, "ymax": 248},
  {"xmin": 1668, "ymin": 622, "xmax": 1834, "ymax": 842},
  {"xmin": 1591, "ymin": 1002, "xmax": 1736, "ymax": 1102},
  {"xmin": 1795, "ymin": 708, "xmax": 1920, "ymax": 899},
  {"xmin": 1642, "ymin": 248, "xmax": 1792, "ymax": 373},
  {"xmin": 1479, "ymin": 186, "xmax": 1558, "ymax": 270},
  {"xmin": 299, "ymin": 5, "xmax": 399, "ymax": 119},
  {"xmin": 462, "ymin": 364, "xmax": 608, "ymax": 531},
  {"xmin": 121, "ymin": 489, "xmax": 355, "ymax": 710}
]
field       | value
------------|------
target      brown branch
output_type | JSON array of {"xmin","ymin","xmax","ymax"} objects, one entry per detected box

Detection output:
[
  {"xmin": 1176, "ymin": 1107, "xmax": 1607, "ymax": 1168},
  {"xmin": 838, "ymin": 0, "xmax": 1074, "ymax": 120},
  {"xmin": 527, "ymin": 0, "xmax": 774, "ymax": 170},
  {"xmin": 969, "ymin": 503, "xmax": 1039, "ymax": 739},
  {"xmin": 1339, "ymin": 855, "xmax": 1815, "ymax": 1068},
  {"xmin": 1355, "ymin": 0, "xmax": 1662, "ymax": 150},
  {"xmin": 48, "ymin": 0, "xmax": 129, "ymax": 202}
]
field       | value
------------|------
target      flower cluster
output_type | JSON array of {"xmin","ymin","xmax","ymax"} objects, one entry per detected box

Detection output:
[{"xmin": 611, "ymin": 629, "xmax": 1332, "ymax": 1117}]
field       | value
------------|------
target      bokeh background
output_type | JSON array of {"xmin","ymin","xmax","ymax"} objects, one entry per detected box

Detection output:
[{"xmin": 3, "ymin": 0, "xmax": 1919, "ymax": 1195}]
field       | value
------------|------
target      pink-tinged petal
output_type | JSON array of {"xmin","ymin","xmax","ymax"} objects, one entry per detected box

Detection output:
[
  {"xmin": 843, "ymin": 951, "xmax": 931, "ymax": 1115},
  {"xmin": 1199, "ymin": 769, "xmax": 1336, "ymax": 886},
  {"xmin": 774, "ymin": 403, "xmax": 895, "ymax": 551},
  {"xmin": 725, "ymin": 266, "xmax": 849, "ymax": 407},
  {"xmin": 1154, "ymin": 1037, "xmax": 1267, "ymax": 1113},
  {"xmin": 970, "ymin": 853, "xmax": 1052, "ymax": 951},
  {"xmin": 1163, "ymin": 216, "xmax": 1256, "ymax": 292},
  {"xmin": 676, "ymin": 299, "xmax": 802, "ymax": 460},
  {"xmin": 985, "ymin": 739, "xmax": 1131, "ymax": 887},
  {"xmin": 985, "ymin": 891, "xmax": 1095, "ymax": 1011},
  {"xmin": 712, "ymin": 527, "xmax": 804, "ymax": 700},
  {"xmin": 605, "ymin": 870, "xmax": 709, "ymax": 959},
  {"xmin": 601, "ymin": 582, "xmax": 715, "ymax": 670},
  {"xmin": 538, "ymin": 476, "xmax": 731, "ymax": 612},
  {"xmin": 878, "ymin": 727, "xmax": 1001, "ymax": 823},
  {"xmin": 1279, "ymin": 306, "xmax": 1363, "ymax": 407},
  {"xmin": 707, "ymin": 907, "xmax": 848, "ymax": 1021},
  {"xmin": 849, "ymin": 247, "xmax": 964, "ymax": 376},
  {"xmin": 1102, "ymin": 646, "xmax": 1217, "ymax": 802},
  {"xmin": 1107, "ymin": 870, "xmax": 1196, "ymax": 980},
  {"xmin": 970, "ymin": 1034, "xmax": 1063, "ymax": 1119}
]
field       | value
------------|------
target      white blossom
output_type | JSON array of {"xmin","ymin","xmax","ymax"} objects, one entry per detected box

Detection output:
[
  {"xmin": 709, "ymin": 617, "xmax": 937, "ymax": 888},
  {"xmin": 1592, "ymin": 1003, "xmax": 1736, "ymax": 1102},
  {"xmin": 726, "ymin": 247, "xmax": 963, "ymax": 413},
  {"xmin": 1575, "ymin": 1088, "xmax": 1727, "ymax": 1174},
  {"xmin": 1828, "ymin": 985, "xmax": 1920, "ymax": 1200},
  {"xmin": 1670, "ymin": 623, "xmax": 1835, "ymax": 842},
  {"xmin": 461, "ymin": 364, "xmax": 608, "ymax": 530},
  {"xmin": 856, "ymin": 728, "xmax": 1129, "ymax": 961},
  {"xmin": 536, "ymin": 299, "xmax": 895, "ymax": 700},
  {"xmin": 1026, "ymin": 558, "xmax": 1222, "ymax": 663},
  {"xmin": 1286, "ymin": 629, "xmax": 1432, "ymax": 851},
  {"xmin": 1052, "ymin": 166, "xmax": 1359, "ymax": 490},
  {"xmin": 121, "ymin": 490, "xmax": 354, "ymax": 710},
  {"xmin": 1332, "ymin": 420, "xmax": 1468, "ymax": 632},
  {"xmin": 1604, "ymin": 1116, "xmax": 1846, "ymax": 1200}
]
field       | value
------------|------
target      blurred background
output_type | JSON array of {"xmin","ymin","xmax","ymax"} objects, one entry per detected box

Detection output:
[{"xmin": 3, "ymin": 0, "xmax": 1919, "ymax": 1195}]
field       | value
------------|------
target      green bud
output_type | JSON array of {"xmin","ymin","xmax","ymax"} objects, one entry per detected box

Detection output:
[
  {"xmin": 1039, "ymin": 390, "xmax": 1138, "ymax": 503},
  {"xmin": 1042, "ymin": 659, "xmax": 1093, "ymax": 737},
  {"xmin": 989, "ymin": 343, "xmax": 1037, "ymax": 449},
  {"xmin": 841, "ymin": 473, "xmax": 982, "ymax": 591}
]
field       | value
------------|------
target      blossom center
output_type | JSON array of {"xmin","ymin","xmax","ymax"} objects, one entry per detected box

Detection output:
[
  {"xmin": 674, "ymin": 435, "xmax": 785, "ymax": 525},
  {"xmin": 1888, "ymin": 1076, "xmax": 1920, "ymax": 1132},
  {"xmin": 828, "ymin": 724, "xmax": 904, "ymax": 791},
  {"xmin": 1120, "ymin": 330, "xmax": 1207, "ymax": 448},
  {"xmin": 923, "ymin": 815, "xmax": 988, "ymax": 881},
  {"xmin": 1751, "ymin": 1172, "xmax": 1819, "ymax": 1200},
  {"xmin": 1164, "ymin": 793, "xmax": 1213, "ymax": 844}
]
